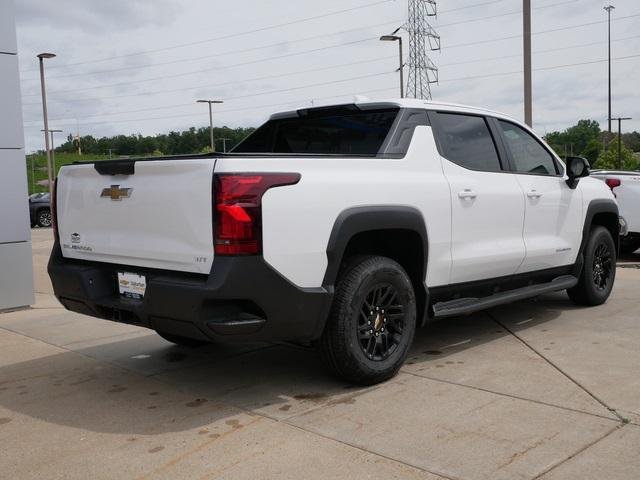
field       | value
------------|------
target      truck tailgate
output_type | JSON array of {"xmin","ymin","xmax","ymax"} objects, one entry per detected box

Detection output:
[{"xmin": 56, "ymin": 159, "xmax": 215, "ymax": 274}]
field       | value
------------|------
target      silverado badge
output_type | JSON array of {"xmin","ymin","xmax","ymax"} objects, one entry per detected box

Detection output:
[{"xmin": 101, "ymin": 185, "xmax": 133, "ymax": 201}]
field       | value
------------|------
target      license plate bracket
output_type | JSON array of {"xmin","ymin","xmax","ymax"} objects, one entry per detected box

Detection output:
[{"xmin": 117, "ymin": 272, "xmax": 146, "ymax": 300}]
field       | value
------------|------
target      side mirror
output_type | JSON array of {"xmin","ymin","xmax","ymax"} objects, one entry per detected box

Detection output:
[{"xmin": 565, "ymin": 156, "xmax": 590, "ymax": 189}]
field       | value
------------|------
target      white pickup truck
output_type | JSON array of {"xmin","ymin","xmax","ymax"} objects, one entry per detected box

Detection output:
[
  {"xmin": 49, "ymin": 99, "xmax": 619, "ymax": 385},
  {"xmin": 590, "ymin": 170, "xmax": 640, "ymax": 254}
]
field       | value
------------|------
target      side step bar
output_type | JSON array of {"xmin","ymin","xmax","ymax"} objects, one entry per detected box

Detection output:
[{"xmin": 432, "ymin": 275, "xmax": 578, "ymax": 319}]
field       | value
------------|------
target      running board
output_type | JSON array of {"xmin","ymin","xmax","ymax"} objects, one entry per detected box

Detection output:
[{"xmin": 432, "ymin": 275, "xmax": 578, "ymax": 318}]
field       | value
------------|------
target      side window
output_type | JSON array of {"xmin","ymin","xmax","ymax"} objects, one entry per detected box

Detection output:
[
  {"xmin": 436, "ymin": 113, "xmax": 502, "ymax": 172},
  {"xmin": 498, "ymin": 120, "xmax": 559, "ymax": 175}
]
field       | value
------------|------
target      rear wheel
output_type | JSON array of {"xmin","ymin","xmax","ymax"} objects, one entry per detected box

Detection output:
[
  {"xmin": 37, "ymin": 209, "xmax": 52, "ymax": 228},
  {"xmin": 155, "ymin": 330, "xmax": 209, "ymax": 347},
  {"xmin": 319, "ymin": 255, "xmax": 416, "ymax": 385},
  {"xmin": 568, "ymin": 226, "xmax": 616, "ymax": 306}
]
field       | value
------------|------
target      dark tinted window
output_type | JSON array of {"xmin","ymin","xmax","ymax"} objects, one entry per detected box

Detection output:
[
  {"xmin": 436, "ymin": 113, "xmax": 502, "ymax": 172},
  {"xmin": 498, "ymin": 120, "xmax": 558, "ymax": 175},
  {"xmin": 233, "ymin": 108, "xmax": 399, "ymax": 155}
]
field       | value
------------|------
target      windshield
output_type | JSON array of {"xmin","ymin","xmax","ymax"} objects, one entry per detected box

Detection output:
[{"xmin": 233, "ymin": 107, "xmax": 399, "ymax": 156}]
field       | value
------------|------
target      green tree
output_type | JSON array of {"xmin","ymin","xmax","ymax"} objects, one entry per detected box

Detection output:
[
  {"xmin": 594, "ymin": 137, "xmax": 638, "ymax": 170},
  {"xmin": 580, "ymin": 139, "xmax": 602, "ymax": 166},
  {"xmin": 545, "ymin": 119, "xmax": 601, "ymax": 157}
]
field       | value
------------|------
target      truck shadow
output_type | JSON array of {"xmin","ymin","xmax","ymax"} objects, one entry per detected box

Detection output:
[{"xmin": 0, "ymin": 291, "xmax": 594, "ymax": 435}]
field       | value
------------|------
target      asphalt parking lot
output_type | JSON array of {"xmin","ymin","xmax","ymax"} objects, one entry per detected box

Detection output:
[{"xmin": 1, "ymin": 228, "xmax": 639, "ymax": 480}]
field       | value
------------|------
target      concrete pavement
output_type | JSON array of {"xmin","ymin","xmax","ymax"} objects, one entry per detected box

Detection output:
[{"xmin": 0, "ymin": 228, "xmax": 638, "ymax": 479}]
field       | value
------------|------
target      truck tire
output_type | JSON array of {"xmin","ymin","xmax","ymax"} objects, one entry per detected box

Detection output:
[
  {"xmin": 37, "ymin": 208, "xmax": 52, "ymax": 228},
  {"xmin": 155, "ymin": 330, "xmax": 209, "ymax": 347},
  {"xmin": 319, "ymin": 255, "xmax": 416, "ymax": 385},
  {"xmin": 568, "ymin": 226, "xmax": 616, "ymax": 306}
]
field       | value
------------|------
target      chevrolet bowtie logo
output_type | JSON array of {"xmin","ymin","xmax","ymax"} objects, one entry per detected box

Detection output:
[{"xmin": 101, "ymin": 185, "xmax": 133, "ymax": 201}]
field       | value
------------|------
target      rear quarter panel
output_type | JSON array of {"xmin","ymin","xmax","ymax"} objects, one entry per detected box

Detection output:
[{"xmin": 214, "ymin": 126, "xmax": 452, "ymax": 289}]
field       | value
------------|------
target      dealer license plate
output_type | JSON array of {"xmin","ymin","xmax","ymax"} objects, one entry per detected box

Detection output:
[{"xmin": 117, "ymin": 272, "xmax": 146, "ymax": 300}]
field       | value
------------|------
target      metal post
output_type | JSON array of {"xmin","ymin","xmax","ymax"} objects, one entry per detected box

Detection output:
[
  {"xmin": 605, "ymin": 6, "xmax": 615, "ymax": 135},
  {"xmin": 207, "ymin": 102, "xmax": 214, "ymax": 152},
  {"xmin": 38, "ymin": 54, "xmax": 55, "ymax": 196},
  {"xmin": 398, "ymin": 37, "xmax": 405, "ymax": 99},
  {"xmin": 618, "ymin": 118, "xmax": 622, "ymax": 169},
  {"xmin": 523, "ymin": 0, "xmax": 532, "ymax": 127}
]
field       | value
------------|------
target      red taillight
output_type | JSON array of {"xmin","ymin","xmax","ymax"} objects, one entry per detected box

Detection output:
[
  {"xmin": 51, "ymin": 178, "xmax": 59, "ymax": 242},
  {"xmin": 214, "ymin": 173, "xmax": 300, "ymax": 255},
  {"xmin": 605, "ymin": 178, "xmax": 621, "ymax": 191}
]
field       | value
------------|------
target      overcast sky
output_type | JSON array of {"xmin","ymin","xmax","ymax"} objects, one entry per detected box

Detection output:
[{"xmin": 15, "ymin": 0, "xmax": 640, "ymax": 153}]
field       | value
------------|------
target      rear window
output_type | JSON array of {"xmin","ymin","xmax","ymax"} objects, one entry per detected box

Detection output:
[{"xmin": 233, "ymin": 107, "xmax": 399, "ymax": 155}]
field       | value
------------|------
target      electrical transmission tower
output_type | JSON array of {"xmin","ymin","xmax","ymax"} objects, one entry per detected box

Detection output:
[{"xmin": 404, "ymin": 0, "xmax": 440, "ymax": 100}]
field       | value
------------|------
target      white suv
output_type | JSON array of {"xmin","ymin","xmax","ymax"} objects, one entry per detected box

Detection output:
[{"xmin": 49, "ymin": 99, "xmax": 619, "ymax": 385}]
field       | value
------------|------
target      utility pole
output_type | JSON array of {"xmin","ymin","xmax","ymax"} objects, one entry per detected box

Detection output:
[
  {"xmin": 523, "ymin": 0, "xmax": 532, "ymax": 127},
  {"xmin": 197, "ymin": 99, "xmax": 224, "ymax": 152},
  {"xmin": 37, "ymin": 52, "xmax": 56, "ymax": 196},
  {"xmin": 604, "ymin": 5, "xmax": 615, "ymax": 136},
  {"xmin": 405, "ymin": 0, "xmax": 439, "ymax": 100},
  {"xmin": 610, "ymin": 116, "xmax": 632, "ymax": 169}
]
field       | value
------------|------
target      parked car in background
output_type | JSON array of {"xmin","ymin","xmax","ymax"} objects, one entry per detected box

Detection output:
[
  {"xmin": 29, "ymin": 192, "xmax": 52, "ymax": 228},
  {"xmin": 591, "ymin": 170, "xmax": 640, "ymax": 254}
]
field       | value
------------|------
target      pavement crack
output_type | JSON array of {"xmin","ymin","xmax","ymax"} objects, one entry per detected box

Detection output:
[
  {"xmin": 487, "ymin": 311, "xmax": 628, "ymax": 424},
  {"xmin": 531, "ymin": 423, "xmax": 624, "ymax": 479}
]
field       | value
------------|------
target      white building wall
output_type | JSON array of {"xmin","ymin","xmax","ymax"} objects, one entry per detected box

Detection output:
[{"xmin": 0, "ymin": 0, "xmax": 35, "ymax": 310}]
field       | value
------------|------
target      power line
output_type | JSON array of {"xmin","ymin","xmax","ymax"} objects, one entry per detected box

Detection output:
[
  {"xmin": 26, "ymin": 71, "xmax": 397, "ymax": 124},
  {"xmin": 20, "ymin": 19, "xmax": 403, "ymax": 82},
  {"xmin": 23, "ymin": 55, "xmax": 396, "ymax": 107},
  {"xmin": 23, "ymin": 86, "xmax": 399, "ymax": 130},
  {"xmin": 439, "ymin": 34, "xmax": 640, "ymax": 68},
  {"xmin": 437, "ymin": 0, "xmax": 583, "ymax": 29},
  {"xmin": 22, "ymin": 34, "xmax": 386, "ymax": 97},
  {"xmin": 24, "ymin": 53, "xmax": 640, "ymax": 127},
  {"xmin": 19, "ymin": 0, "xmax": 395, "ymax": 73},
  {"xmin": 445, "ymin": 13, "xmax": 640, "ymax": 49}
]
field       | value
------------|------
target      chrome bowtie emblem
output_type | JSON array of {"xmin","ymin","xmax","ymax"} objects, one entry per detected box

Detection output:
[{"xmin": 101, "ymin": 185, "xmax": 132, "ymax": 201}]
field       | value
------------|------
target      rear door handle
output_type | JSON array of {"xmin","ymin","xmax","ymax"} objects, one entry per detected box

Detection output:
[
  {"xmin": 527, "ymin": 189, "xmax": 542, "ymax": 199},
  {"xmin": 458, "ymin": 189, "xmax": 477, "ymax": 199}
]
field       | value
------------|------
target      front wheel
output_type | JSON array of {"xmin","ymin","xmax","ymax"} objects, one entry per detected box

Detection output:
[
  {"xmin": 568, "ymin": 226, "xmax": 616, "ymax": 306},
  {"xmin": 318, "ymin": 256, "xmax": 416, "ymax": 385}
]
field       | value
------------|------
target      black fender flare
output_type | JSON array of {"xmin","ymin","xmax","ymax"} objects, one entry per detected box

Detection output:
[
  {"xmin": 573, "ymin": 199, "xmax": 619, "ymax": 276},
  {"xmin": 322, "ymin": 205, "xmax": 430, "ymax": 325}
]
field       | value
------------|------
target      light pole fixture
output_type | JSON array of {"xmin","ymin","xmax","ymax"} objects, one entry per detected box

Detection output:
[
  {"xmin": 197, "ymin": 99, "xmax": 224, "ymax": 152},
  {"xmin": 380, "ymin": 33, "xmax": 404, "ymax": 98},
  {"xmin": 41, "ymin": 129, "xmax": 63, "ymax": 178},
  {"xmin": 37, "ymin": 52, "xmax": 56, "ymax": 195},
  {"xmin": 604, "ymin": 5, "xmax": 615, "ymax": 136}
]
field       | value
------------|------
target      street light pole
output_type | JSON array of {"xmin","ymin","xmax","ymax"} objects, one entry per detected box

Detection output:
[
  {"xmin": 604, "ymin": 5, "xmax": 615, "ymax": 136},
  {"xmin": 609, "ymin": 116, "xmax": 632, "ymax": 169},
  {"xmin": 380, "ymin": 33, "xmax": 404, "ymax": 98},
  {"xmin": 523, "ymin": 0, "xmax": 532, "ymax": 127},
  {"xmin": 197, "ymin": 99, "xmax": 224, "ymax": 152},
  {"xmin": 37, "ymin": 52, "xmax": 56, "ymax": 196}
]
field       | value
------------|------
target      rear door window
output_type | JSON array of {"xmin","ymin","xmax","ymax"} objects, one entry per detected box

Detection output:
[
  {"xmin": 233, "ymin": 107, "xmax": 399, "ymax": 155},
  {"xmin": 434, "ymin": 113, "xmax": 503, "ymax": 172}
]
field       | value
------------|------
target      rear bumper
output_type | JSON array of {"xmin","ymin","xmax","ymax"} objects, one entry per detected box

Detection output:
[{"xmin": 48, "ymin": 244, "xmax": 332, "ymax": 343}]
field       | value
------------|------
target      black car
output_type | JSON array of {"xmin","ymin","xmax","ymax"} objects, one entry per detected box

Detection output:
[{"xmin": 29, "ymin": 193, "xmax": 52, "ymax": 228}]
